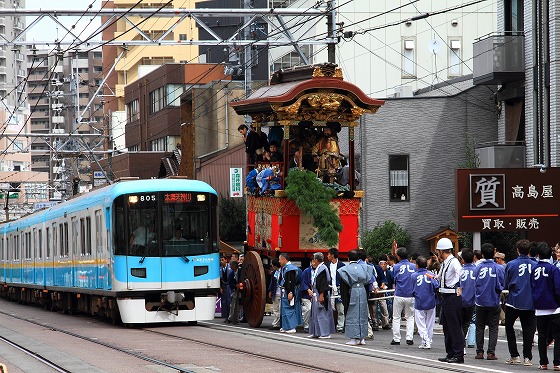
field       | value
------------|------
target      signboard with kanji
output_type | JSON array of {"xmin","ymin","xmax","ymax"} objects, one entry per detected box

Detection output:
[
  {"xmin": 456, "ymin": 168, "xmax": 558, "ymax": 232},
  {"xmin": 230, "ymin": 168, "xmax": 243, "ymax": 198}
]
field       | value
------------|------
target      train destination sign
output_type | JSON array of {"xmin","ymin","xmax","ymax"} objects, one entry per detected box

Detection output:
[{"xmin": 456, "ymin": 168, "xmax": 559, "ymax": 232}]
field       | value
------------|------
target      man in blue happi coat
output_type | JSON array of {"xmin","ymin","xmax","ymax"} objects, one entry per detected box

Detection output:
[
  {"xmin": 279, "ymin": 253, "xmax": 302, "ymax": 333},
  {"xmin": 338, "ymin": 249, "xmax": 374, "ymax": 346}
]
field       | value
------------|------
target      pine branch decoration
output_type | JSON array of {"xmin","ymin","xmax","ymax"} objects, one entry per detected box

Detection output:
[{"xmin": 285, "ymin": 169, "xmax": 342, "ymax": 247}]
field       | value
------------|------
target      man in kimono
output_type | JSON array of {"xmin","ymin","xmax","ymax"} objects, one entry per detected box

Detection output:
[
  {"xmin": 306, "ymin": 252, "xmax": 335, "ymax": 339},
  {"xmin": 339, "ymin": 250, "xmax": 374, "ymax": 345},
  {"xmin": 279, "ymin": 253, "xmax": 302, "ymax": 333}
]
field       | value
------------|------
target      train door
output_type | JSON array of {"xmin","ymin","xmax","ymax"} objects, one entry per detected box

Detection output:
[{"xmin": 126, "ymin": 194, "xmax": 162, "ymax": 290}]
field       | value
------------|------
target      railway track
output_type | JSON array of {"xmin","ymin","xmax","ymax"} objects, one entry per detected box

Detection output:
[
  {"xmin": 197, "ymin": 322, "xmax": 500, "ymax": 373},
  {"xmin": 0, "ymin": 335, "xmax": 71, "ymax": 373},
  {"xmin": 142, "ymin": 328, "xmax": 341, "ymax": 373},
  {"xmin": 0, "ymin": 309, "xmax": 335, "ymax": 373},
  {"xmin": 0, "ymin": 310, "xmax": 197, "ymax": 373},
  {"xmin": 0, "ymin": 306, "xmax": 506, "ymax": 373}
]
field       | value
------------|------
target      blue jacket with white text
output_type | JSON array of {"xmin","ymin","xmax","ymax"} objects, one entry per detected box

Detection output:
[
  {"xmin": 474, "ymin": 259, "xmax": 505, "ymax": 307},
  {"xmin": 412, "ymin": 268, "xmax": 440, "ymax": 310},
  {"xmin": 504, "ymin": 255, "xmax": 534, "ymax": 310},
  {"xmin": 393, "ymin": 259, "xmax": 416, "ymax": 297},
  {"xmin": 460, "ymin": 263, "xmax": 477, "ymax": 308},
  {"xmin": 531, "ymin": 260, "xmax": 560, "ymax": 311}
]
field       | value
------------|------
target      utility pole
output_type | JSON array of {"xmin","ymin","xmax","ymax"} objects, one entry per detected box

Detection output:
[
  {"xmin": 327, "ymin": 0, "xmax": 336, "ymax": 64},
  {"xmin": 243, "ymin": 0, "xmax": 252, "ymax": 125}
]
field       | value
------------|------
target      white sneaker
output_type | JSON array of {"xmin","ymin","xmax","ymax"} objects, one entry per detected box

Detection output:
[
  {"xmin": 524, "ymin": 358, "xmax": 533, "ymax": 366},
  {"xmin": 319, "ymin": 335, "xmax": 331, "ymax": 339},
  {"xmin": 419, "ymin": 343, "xmax": 427, "ymax": 349},
  {"xmin": 307, "ymin": 334, "xmax": 316, "ymax": 338},
  {"xmin": 346, "ymin": 339, "xmax": 357, "ymax": 345},
  {"xmin": 285, "ymin": 328, "xmax": 296, "ymax": 333},
  {"xmin": 505, "ymin": 356, "xmax": 522, "ymax": 365},
  {"xmin": 279, "ymin": 328, "xmax": 285, "ymax": 333},
  {"xmin": 425, "ymin": 343, "xmax": 431, "ymax": 349},
  {"xmin": 359, "ymin": 339, "xmax": 366, "ymax": 345}
]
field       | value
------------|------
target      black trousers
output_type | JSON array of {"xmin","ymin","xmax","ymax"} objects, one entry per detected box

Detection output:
[
  {"xmin": 461, "ymin": 305, "xmax": 475, "ymax": 338},
  {"xmin": 476, "ymin": 305, "xmax": 501, "ymax": 355},
  {"xmin": 536, "ymin": 313, "xmax": 560, "ymax": 366},
  {"xmin": 505, "ymin": 306, "xmax": 536, "ymax": 360},
  {"xmin": 441, "ymin": 293, "xmax": 464, "ymax": 358}
]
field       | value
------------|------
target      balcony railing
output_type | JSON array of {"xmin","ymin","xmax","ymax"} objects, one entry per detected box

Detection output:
[
  {"xmin": 473, "ymin": 32, "xmax": 524, "ymax": 85},
  {"xmin": 476, "ymin": 143, "xmax": 525, "ymax": 168}
]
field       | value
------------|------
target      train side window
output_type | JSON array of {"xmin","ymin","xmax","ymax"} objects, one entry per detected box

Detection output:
[
  {"xmin": 25, "ymin": 232, "xmax": 31, "ymax": 260},
  {"xmin": 14, "ymin": 234, "xmax": 19, "ymax": 260},
  {"xmin": 80, "ymin": 216, "xmax": 91, "ymax": 255},
  {"xmin": 59, "ymin": 223, "xmax": 64, "ymax": 257},
  {"xmin": 46, "ymin": 228, "xmax": 50, "ymax": 259},
  {"xmin": 113, "ymin": 196, "xmax": 127, "ymax": 255},
  {"xmin": 38, "ymin": 229, "xmax": 42, "ymax": 259},
  {"xmin": 94, "ymin": 210, "xmax": 102, "ymax": 254},
  {"xmin": 33, "ymin": 229, "xmax": 38, "ymax": 259},
  {"xmin": 80, "ymin": 218, "xmax": 85, "ymax": 256},
  {"xmin": 71, "ymin": 217, "xmax": 78, "ymax": 256},
  {"xmin": 86, "ymin": 216, "xmax": 92, "ymax": 255},
  {"xmin": 52, "ymin": 224, "xmax": 57, "ymax": 257},
  {"xmin": 64, "ymin": 222, "xmax": 69, "ymax": 257}
]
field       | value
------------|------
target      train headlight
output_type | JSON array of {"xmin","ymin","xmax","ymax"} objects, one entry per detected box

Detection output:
[
  {"xmin": 197, "ymin": 194, "xmax": 206, "ymax": 202},
  {"xmin": 128, "ymin": 195, "xmax": 139, "ymax": 204}
]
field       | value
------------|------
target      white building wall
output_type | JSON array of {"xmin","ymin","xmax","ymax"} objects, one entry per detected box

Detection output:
[
  {"xmin": 309, "ymin": 0, "xmax": 497, "ymax": 97},
  {"xmin": 523, "ymin": 0, "xmax": 535, "ymax": 166},
  {"xmin": 549, "ymin": 0, "xmax": 560, "ymax": 167}
]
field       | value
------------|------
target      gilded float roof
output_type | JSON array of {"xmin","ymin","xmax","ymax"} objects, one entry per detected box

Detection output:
[{"xmin": 230, "ymin": 63, "xmax": 384, "ymax": 125}]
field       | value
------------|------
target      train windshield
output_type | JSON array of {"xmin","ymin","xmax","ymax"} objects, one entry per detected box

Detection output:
[{"xmin": 113, "ymin": 191, "xmax": 218, "ymax": 257}]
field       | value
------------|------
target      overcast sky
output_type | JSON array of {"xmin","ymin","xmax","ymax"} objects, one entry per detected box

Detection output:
[{"xmin": 25, "ymin": 0, "xmax": 102, "ymax": 44}]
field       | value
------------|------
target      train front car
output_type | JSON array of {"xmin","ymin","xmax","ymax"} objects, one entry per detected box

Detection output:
[{"xmin": 111, "ymin": 180, "xmax": 220, "ymax": 324}]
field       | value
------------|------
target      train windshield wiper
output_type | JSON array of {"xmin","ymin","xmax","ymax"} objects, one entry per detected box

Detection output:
[{"xmin": 168, "ymin": 245, "xmax": 190, "ymax": 263}]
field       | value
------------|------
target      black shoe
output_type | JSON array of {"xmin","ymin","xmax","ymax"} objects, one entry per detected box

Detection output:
[
  {"xmin": 372, "ymin": 326, "xmax": 379, "ymax": 331},
  {"xmin": 447, "ymin": 357, "xmax": 464, "ymax": 364},
  {"xmin": 390, "ymin": 340, "xmax": 400, "ymax": 345},
  {"xmin": 382, "ymin": 325, "xmax": 391, "ymax": 330},
  {"xmin": 269, "ymin": 326, "xmax": 280, "ymax": 330},
  {"xmin": 438, "ymin": 357, "xmax": 451, "ymax": 362},
  {"xmin": 406, "ymin": 340, "xmax": 414, "ymax": 345}
]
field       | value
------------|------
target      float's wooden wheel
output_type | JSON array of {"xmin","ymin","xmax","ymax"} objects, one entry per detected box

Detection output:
[{"xmin": 240, "ymin": 251, "xmax": 266, "ymax": 327}]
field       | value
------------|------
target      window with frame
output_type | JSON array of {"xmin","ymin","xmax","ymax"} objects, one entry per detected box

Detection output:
[
  {"xmin": 149, "ymin": 87, "xmax": 164, "ymax": 114},
  {"xmin": 504, "ymin": 0, "xmax": 523, "ymax": 33},
  {"xmin": 389, "ymin": 155, "xmax": 409, "ymax": 201},
  {"xmin": 165, "ymin": 84, "xmax": 183, "ymax": 107}
]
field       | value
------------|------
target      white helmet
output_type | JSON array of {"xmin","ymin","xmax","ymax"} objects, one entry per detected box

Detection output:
[{"xmin": 436, "ymin": 237, "xmax": 454, "ymax": 250}]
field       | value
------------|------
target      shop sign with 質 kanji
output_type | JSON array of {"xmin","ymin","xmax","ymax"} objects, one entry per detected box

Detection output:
[{"xmin": 456, "ymin": 168, "xmax": 559, "ymax": 232}]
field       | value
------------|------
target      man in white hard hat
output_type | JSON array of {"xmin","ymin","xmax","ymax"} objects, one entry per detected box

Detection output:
[{"xmin": 436, "ymin": 237, "xmax": 464, "ymax": 364}]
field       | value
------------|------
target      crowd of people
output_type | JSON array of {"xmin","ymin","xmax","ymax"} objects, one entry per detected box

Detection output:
[{"xmin": 219, "ymin": 240, "xmax": 560, "ymax": 369}]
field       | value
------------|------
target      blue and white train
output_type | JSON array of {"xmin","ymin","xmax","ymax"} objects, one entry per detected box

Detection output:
[{"xmin": 0, "ymin": 178, "xmax": 220, "ymax": 324}]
